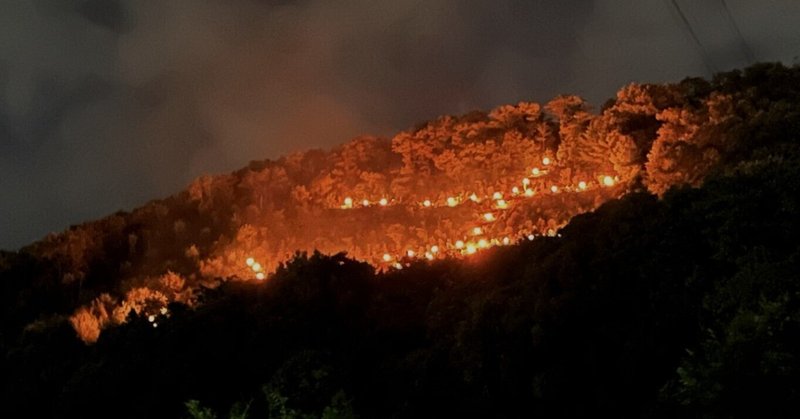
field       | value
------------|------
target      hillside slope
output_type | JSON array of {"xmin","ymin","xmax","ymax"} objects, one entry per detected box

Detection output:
[{"xmin": 2, "ymin": 63, "xmax": 800, "ymax": 417}]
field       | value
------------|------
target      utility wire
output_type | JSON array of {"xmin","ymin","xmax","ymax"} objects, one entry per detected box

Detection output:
[
  {"xmin": 719, "ymin": 0, "xmax": 755, "ymax": 64},
  {"xmin": 665, "ymin": 0, "xmax": 717, "ymax": 75}
]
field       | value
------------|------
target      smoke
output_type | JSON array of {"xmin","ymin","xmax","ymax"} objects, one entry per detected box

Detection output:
[{"xmin": 1, "ymin": 0, "xmax": 798, "ymax": 249}]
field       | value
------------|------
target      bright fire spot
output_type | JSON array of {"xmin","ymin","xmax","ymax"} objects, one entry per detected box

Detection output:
[
  {"xmin": 547, "ymin": 229, "xmax": 556, "ymax": 237},
  {"xmin": 148, "ymin": 315, "xmax": 155, "ymax": 323},
  {"xmin": 382, "ymin": 253, "xmax": 392, "ymax": 262},
  {"xmin": 531, "ymin": 167, "xmax": 541, "ymax": 176},
  {"xmin": 525, "ymin": 189, "xmax": 535, "ymax": 197},
  {"xmin": 465, "ymin": 244, "xmax": 478, "ymax": 254},
  {"xmin": 522, "ymin": 177, "xmax": 531, "ymax": 186},
  {"xmin": 379, "ymin": 198, "xmax": 389, "ymax": 206},
  {"xmin": 447, "ymin": 197, "xmax": 458, "ymax": 207},
  {"xmin": 407, "ymin": 249, "xmax": 416, "ymax": 258},
  {"xmin": 423, "ymin": 199, "xmax": 432, "ymax": 207},
  {"xmin": 492, "ymin": 192, "xmax": 503, "ymax": 200},
  {"xmin": 160, "ymin": 307, "xmax": 168, "ymax": 315},
  {"xmin": 512, "ymin": 186, "xmax": 520, "ymax": 195},
  {"xmin": 252, "ymin": 262, "xmax": 263, "ymax": 272},
  {"xmin": 578, "ymin": 181, "xmax": 587, "ymax": 190},
  {"xmin": 152, "ymin": 323, "xmax": 158, "ymax": 328},
  {"xmin": 362, "ymin": 199, "xmax": 370, "ymax": 207},
  {"xmin": 245, "ymin": 257, "xmax": 255, "ymax": 267},
  {"xmin": 550, "ymin": 185, "xmax": 559, "ymax": 193},
  {"xmin": 527, "ymin": 234, "xmax": 535, "ymax": 241},
  {"xmin": 343, "ymin": 197, "xmax": 353, "ymax": 208},
  {"xmin": 542, "ymin": 157, "xmax": 551, "ymax": 165},
  {"xmin": 496, "ymin": 199, "xmax": 508, "ymax": 209},
  {"xmin": 483, "ymin": 212, "xmax": 496, "ymax": 222},
  {"xmin": 393, "ymin": 262, "xmax": 403, "ymax": 270},
  {"xmin": 472, "ymin": 226, "xmax": 483, "ymax": 235},
  {"xmin": 455, "ymin": 240, "xmax": 465, "ymax": 249},
  {"xmin": 469, "ymin": 193, "xmax": 480, "ymax": 202},
  {"xmin": 478, "ymin": 238, "xmax": 489, "ymax": 248},
  {"xmin": 503, "ymin": 236, "xmax": 511, "ymax": 245},
  {"xmin": 602, "ymin": 175, "xmax": 615, "ymax": 187},
  {"xmin": 425, "ymin": 252, "xmax": 434, "ymax": 260},
  {"xmin": 256, "ymin": 272, "xmax": 265, "ymax": 280},
  {"xmin": 431, "ymin": 245, "xmax": 439, "ymax": 254}
]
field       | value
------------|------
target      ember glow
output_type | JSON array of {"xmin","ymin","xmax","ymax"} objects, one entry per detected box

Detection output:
[{"xmin": 67, "ymin": 98, "xmax": 647, "ymax": 343}]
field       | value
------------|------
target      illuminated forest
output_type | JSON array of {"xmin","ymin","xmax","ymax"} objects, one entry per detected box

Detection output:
[{"xmin": 3, "ymin": 63, "xmax": 800, "ymax": 418}]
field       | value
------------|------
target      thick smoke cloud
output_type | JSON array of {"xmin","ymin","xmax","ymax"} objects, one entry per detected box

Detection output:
[{"xmin": 0, "ymin": 0, "xmax": 798, "ymax": 249}]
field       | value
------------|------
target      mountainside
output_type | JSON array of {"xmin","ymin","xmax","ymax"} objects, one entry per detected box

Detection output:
[{"xmin": 3, "ymin": 63, "xmax": 800, "ymax": 418}]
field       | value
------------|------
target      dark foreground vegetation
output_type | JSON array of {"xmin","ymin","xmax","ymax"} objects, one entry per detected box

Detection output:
[{"xmin": 2, "ymin": 64, "xmax": 800, "ymax": 417}]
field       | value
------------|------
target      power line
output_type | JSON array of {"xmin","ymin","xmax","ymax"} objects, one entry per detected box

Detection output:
[
  {"xmin": 719, "ymin": 0, "xmax": 755, "ymax": 64},
  {"xmin": 665, "ymin": 0, "xmax": 717, "ymax": 75}
]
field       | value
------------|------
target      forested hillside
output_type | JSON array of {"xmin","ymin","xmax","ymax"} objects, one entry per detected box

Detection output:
[{"xmin": 2, "ymin": 63, "xmax": 800, "ymax": 418}]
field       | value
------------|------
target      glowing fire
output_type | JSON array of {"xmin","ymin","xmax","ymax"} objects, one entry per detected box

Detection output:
[{"xmin": 242, "ymin": 157, "xmax": 626, "ymax": 278}]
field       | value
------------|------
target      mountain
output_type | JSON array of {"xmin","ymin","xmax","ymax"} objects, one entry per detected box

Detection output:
[{"xmin": 2, "ymin": 63, "xmax": 800, "ymax": 418}]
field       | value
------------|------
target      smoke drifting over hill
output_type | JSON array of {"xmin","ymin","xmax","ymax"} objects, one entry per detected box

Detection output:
[{"xmin": 2, "ymin": 0, "xmax": 800, "ymax": 249}]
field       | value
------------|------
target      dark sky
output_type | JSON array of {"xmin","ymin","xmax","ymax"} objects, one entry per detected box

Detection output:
[{"xmin": 1, "ymin": 0, "xmax": 799, "ymax": 250}]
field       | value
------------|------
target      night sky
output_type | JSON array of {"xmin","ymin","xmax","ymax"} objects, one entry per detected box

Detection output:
[{"xmin": 1, "ymin": 0, "xmax": 799, "ymax": 250}]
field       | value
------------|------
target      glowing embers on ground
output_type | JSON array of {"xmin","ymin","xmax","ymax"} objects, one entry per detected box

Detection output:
[
  {"xmin": 329, "ymin": 166, "xmax": 624, "ymax": 271},
  {"xmin": 245, "ymin": 256, "xmax": 267, "ymax": 280}
]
